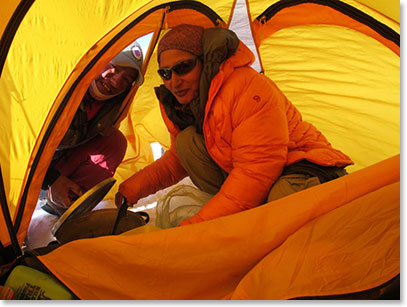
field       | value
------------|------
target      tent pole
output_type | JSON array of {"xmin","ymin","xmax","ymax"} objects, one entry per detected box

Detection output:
[
  {"xmin": 113, "ymin": 7, "xmax": 166, "ymax": 125},
  {"xmin": 0, "ymin": 165, "xmax": 22, "ymax": 260}
]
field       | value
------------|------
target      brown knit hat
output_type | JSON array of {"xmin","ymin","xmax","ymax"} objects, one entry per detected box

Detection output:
[{"xmin": 157, "ymin": 24, "xmax": 204, "ymax": 62}]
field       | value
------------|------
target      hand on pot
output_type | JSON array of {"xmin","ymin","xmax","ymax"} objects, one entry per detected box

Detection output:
[{"xmin": 48, "ymin": 175, "xmax": 83, "ymax": 208}]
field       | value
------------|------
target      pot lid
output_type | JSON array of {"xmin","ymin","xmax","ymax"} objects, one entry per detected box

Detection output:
[{"xmin": 51, "ymin": 177, "xmax": 116, "ymax": 236}]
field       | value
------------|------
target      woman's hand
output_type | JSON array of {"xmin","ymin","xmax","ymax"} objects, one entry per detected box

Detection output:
[{"xmin": 48, "ymin": 175, "xmax": 83, "ymax": 208}]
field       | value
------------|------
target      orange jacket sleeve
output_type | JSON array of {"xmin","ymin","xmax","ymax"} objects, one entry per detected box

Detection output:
[{"xmin": 119, "ymin": 107, "xmax": 188, "ymax": 204}]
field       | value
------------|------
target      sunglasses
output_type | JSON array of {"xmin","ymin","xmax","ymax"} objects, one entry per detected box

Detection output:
[{"xmin": 157, "ymin": 56, "xmax": 200, "ymax": 81}]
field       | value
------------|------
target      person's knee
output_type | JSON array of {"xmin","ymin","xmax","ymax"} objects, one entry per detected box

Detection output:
[
  {"xmin": 176, "ymin": 126, "xmax": 197, "ymax": 162},
  {"xmin": 95, "ymin": 129, "xmax": 127, "ymax": 170},
  {"xmin": 267, "ymin": 174, "xmax": 321, "ymax": 202},
  {"xmin": 104, "ymin": 128, "xmax": 127, "ymax": 160}
]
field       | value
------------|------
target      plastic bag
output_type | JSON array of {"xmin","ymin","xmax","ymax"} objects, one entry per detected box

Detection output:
[{"xmin": 155, "ymin": 184, "xmax": 213, "ymax": 228}]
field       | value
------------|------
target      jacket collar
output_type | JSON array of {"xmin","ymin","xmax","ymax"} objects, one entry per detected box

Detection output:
[{"xmin": 155, "ymin": 28, "xmax": 255, "ymax": 133}]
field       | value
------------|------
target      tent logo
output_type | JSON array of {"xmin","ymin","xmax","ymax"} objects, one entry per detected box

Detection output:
[{"xmin": 132, "ymin": 46, "xmax": 142, "ymax": 60}]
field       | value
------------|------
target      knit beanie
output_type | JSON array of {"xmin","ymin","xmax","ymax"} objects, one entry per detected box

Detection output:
[
  {"xmin": 111, "ymin": 41, "xmax": 144, "ymax": 86},
  {"xmin": 157, "ymin": 24, "xmax": 204, "ymax": 62}
]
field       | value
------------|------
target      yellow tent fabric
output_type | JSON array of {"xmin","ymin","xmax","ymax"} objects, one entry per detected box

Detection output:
[
  {"xmin": 0, "ymin": 0, "xmax": 233, "ymax": 247},
  {"xmin": 255, "ymin": 3, "xmax": 399, "ymax": 172},
  {"xmin": 38, "ymin": 154, "xmax": 399, "ymax": 299},
  {"xmin": 0, "ymin": 0, "xmax": 400, "ymax": 300}
]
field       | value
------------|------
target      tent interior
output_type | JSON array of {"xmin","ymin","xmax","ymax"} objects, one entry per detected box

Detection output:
[{"xmin": 0, "ymin": 0, "xmax": 400, "ymax": 300}]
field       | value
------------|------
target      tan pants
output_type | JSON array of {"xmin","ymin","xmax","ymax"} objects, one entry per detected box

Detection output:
[
  {"xmin": 266, "ymin": 174, "xmax": 320, "ymax": 202},
  {"xmin": 176, "ymin": 126, "xmax": 228, "ymax": 195},
  {"xmin": 176, "ymin": 126, "xmax": 322, "ymax": 202}
]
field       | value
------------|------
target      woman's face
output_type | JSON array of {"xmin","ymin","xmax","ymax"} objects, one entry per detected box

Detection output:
[{"xmin": 159, "ymin": 49, "xmax": 202, "ymax": 105}]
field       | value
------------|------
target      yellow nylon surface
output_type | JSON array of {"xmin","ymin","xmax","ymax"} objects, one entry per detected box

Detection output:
[
  {"xmin": 38, "ymin": 155, "xmax": 399, "ymax": 299},
  {"xmin": 259, "ymin": 25, "xmax": 399, "ymax": 172},
  {"xmin": 229, "ymin": 181, "xmax": 400, "ymax": 299},
  {"xmin": 0, "ymin": 0, "xmax": 151, "ymax": 221},
  {"xmin": 247, "ymin": 0, "xmax": 400, "ymax": 31},
  {"xmin": 355, "ymin": 0, "xmax": 400, "ymax": 23}
]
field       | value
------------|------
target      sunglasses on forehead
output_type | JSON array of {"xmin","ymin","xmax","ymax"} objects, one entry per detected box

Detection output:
[{"xmin": 157, "ymin": 56, "xmax": 200, "ymax": 81}]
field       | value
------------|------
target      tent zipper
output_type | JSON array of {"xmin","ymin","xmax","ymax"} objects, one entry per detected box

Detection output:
[{"xmin": 257, "ymin": 0, "xmax": 399, "ymax": 46}]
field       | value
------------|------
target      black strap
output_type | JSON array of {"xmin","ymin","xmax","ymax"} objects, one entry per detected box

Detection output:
[
  {"xmin": 137, "ymin": 211, "xmax": 150, "ymax": 224},
  {"xmin": 112, "ymin": 197, "xmax": 128, "ymax": 235}
]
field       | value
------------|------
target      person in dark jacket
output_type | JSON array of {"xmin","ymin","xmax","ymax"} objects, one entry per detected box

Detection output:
[{"xmin": 41, "ymin": 41, "xmax": 144, "ymax": 216}]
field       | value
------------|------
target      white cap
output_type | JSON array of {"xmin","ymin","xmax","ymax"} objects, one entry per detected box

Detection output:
[{"xmin": 111, "ymin": 41, "xmax": 144, "ymax": 86}]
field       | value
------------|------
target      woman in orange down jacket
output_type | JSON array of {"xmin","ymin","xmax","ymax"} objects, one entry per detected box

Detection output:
[{"xmin": 117, "ymin": 24, "xmax": 353, "ymax": 226}]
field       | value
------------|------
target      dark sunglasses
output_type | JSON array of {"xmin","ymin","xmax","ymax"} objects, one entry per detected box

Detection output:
[{"xmin": 157, "ymin": 56, "xmax": 200, "ymax": 81}]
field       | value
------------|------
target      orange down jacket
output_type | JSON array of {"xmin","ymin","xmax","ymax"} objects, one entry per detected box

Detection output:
[{"xmin": 119, "ymin": 40, "xmax": 353, "ymax": 225}]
